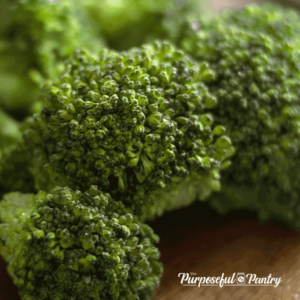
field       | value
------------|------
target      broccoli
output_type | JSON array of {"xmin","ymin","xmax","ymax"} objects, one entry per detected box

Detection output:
[
  {"xmin": 82, "ymin": 0, "xmax": 202, "ymax": 51},
  {"xmin": 0, "ymin": 108, "xmax": 34, "ymax": 195},
  {"xmin": 0, "ymin": 0, "xmax": 202, "ymax": 118},
  {"xmin": 0, "ymin": 144, "xmax": 35, "ymax": 196},
  {"xmin": 180, "ymin": 4, "xmax": 300, "ymax": 228},
  {"xmin": 0, "ymin": 0, "xmax": 105, "ymax": 118},
  {"xmin": 24, "ymin": 41, "xmax": 233, "ymax": 219},
  {"xmin": 0, "ymin": 185, "xmax": 162, "ymax": 300},
  {"xmin": 0, "ymin": 107, "xmax": 21, "ymax": 149}
]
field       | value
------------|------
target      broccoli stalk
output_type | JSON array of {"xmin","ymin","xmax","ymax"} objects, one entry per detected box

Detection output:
[
  {"xmin": 0, "ymin": 186, "xmax": 162, "ymax": 300},
  {"xmin": 180, "ymin": 3, "xmax": 300, "ymax": 228}
]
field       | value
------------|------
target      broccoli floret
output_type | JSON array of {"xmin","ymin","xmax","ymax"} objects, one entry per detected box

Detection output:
[
  {"xmin": 0, "ymin": 0, "xmax": 105, "ymax": 118},
  {"xmin": 24, "ymin": 41, "xmax": 233, "ymax": 218},
  {"xmin": 180, "ymin": 4, "xmax": 300, "ymax": 228},
  {"xmin": 0, "ymin": 186, "xmax": 162, "ymax": 300},
  {"xmin": 219, "ymin": 3, "xmax": 300, "ymax": 40},
  {"xmin": 0, "ymin": 109, "xmax": 34, "ymax": 195}
]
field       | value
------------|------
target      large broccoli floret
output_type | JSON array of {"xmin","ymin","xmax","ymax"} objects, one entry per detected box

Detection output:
[
  {"xmin": 0, "ymin": 108, "xmax": 34, "ymax": 195},
  {"xmin": 24, "ymin": 41, "xmax": 233, "ymax": 218},
  {"xmin": 0, "ymin": 0, "xmax": 105, "ymax": 118},
  {"xmin": 180, "ymin": 4, "xmax": 300, "ymax": 228},
  {"xmin": 0, "ymin": 186, "xmax": 162, "ymax": 300}
]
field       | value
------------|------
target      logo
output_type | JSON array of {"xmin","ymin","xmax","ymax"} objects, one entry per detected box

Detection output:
[
  {"xmin": 178, "ymin": 272, "xmax": 282, "ymax": 288},
  {"xmin": 237, "ymin": 273, "xmax": 245, "ymax": 285}
]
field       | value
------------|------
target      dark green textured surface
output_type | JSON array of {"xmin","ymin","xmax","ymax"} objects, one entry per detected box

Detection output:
[
  {"xmin": 24, "ymin": 41, "xmax": 233, "ymax": 219},
  {"xmin": 0, "ymin": 186, "xmax": 162, "ymax": 300},
  {"xmin": 181, "ymin": 3, "xmax": 300, "ymax": 228}
]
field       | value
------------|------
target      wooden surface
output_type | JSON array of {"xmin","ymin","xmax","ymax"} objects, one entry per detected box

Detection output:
[
  {"xmin": 1, "ymin": 202, "xmax": 300, "ymax": 300},
  {"xmin": 150, "ymin": 202, "xmax": 300, "ymax": 300}
]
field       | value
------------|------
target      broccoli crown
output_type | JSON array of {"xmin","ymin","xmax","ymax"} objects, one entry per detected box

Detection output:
[
  {"xmin": 24, "ymin": 41, "xmax": 233, "ymax": 217},
  {"xmin": 0, "ymin": 186, "xmax": 162, "ymax": 300},
  {"xmin": 0, "ymin": 0, "xmax": 105, "ymax": 116},
  {"xmin": 181, "ymin": 4, "xmax": 300, "ymax": 227}
]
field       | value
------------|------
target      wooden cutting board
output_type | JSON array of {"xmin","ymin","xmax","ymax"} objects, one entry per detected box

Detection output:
[
  {"xmin": 1, "ymin": 201, "xmax": 300, "ymax": 300},
  {"xmin": 150, "ymin": 202, "xmax": 300, "ymax": 300}
]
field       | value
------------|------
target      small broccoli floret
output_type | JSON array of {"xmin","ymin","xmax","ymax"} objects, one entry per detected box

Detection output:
[
  {"xmin": 0, "ymin": 186, "xmax": 162, "ymax": 300},
  {"xmin": 24, "ymin": 41, "xmax": 233, "ymax": 218},
  {"xmin": 0, "ymin": 0, "xmax": 105, "ymax": 117},
  {"xmin": 181, "ymin": 4, "xmax": 300, "ymax": 228}
]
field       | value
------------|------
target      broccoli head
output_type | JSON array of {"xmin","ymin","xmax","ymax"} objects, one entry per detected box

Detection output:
[
  {"xmin": 24, "ymin": 41, "xmax": 233, "ymax": 218},
  {"xmin": 180, "ymin": 4, "xmax": 300, "ymax": 227},
  {"xmin": 0, "ymin": 186, "xmax": 162, "ymax": 300}
]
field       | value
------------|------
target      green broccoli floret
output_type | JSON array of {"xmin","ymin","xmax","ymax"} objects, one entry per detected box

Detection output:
[
  {"xmin": 0, "ymin": 108, "xmax": 34, "ymax": 195},
  {"xmin": 0, "ymin": 186, "xmax": 162, "ymax": 300},
  {"xmin": 82, "ymin": 0, "xmax": 202, "ymax": 50},
  {"xmin": 24, "ymin": 41, "xmax": 233, "ymax": 218},
  {"xmin": 0, "ymin": 0, "xmax": 105, "ymax": 118},
  {"xmin": 219, "ymin": 3, "xmax": 300, "ymax": 39},
  {"xmin": 180, "ymin": 4, "xmax": 300, "ymax": 228}
]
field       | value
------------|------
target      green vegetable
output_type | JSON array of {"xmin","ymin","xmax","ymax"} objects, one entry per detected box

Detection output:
[
  {"xmin": 0, "ymin": 107, "xmax": 21, "ymax": 148},
  {"xmin": 24, "ymin": 41, "xmax": 233, "ymax": 218},
  {"xmin": 180, "ymin": 4, "xmax": 300, "ymax": 228},
  {"xmin": 82, "ymin": 0, "xmax": 202, "ymax": 51},
  {"xmin": 0, "ymin": 108, "xmax": 34, "ymax": 195},
  {"xmin": 0, "ymin": 143, "xmax": 35, "ymax": 196},
  {"xmin": 0, "ymin": 0, "xmax": 105, "ymax": 118},
  {"xmin": 0, "ymin": 186, "xmax": 162, "ymax": 300}
]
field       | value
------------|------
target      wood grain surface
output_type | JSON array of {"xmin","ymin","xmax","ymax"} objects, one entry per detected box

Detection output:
[
  {"xmin": 150, "ymin": 202, "xmax": 300, "ymax": 300},
  {"xmin": 1, "ymin": 201, "xmax": 300, "ymax": 300}
]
